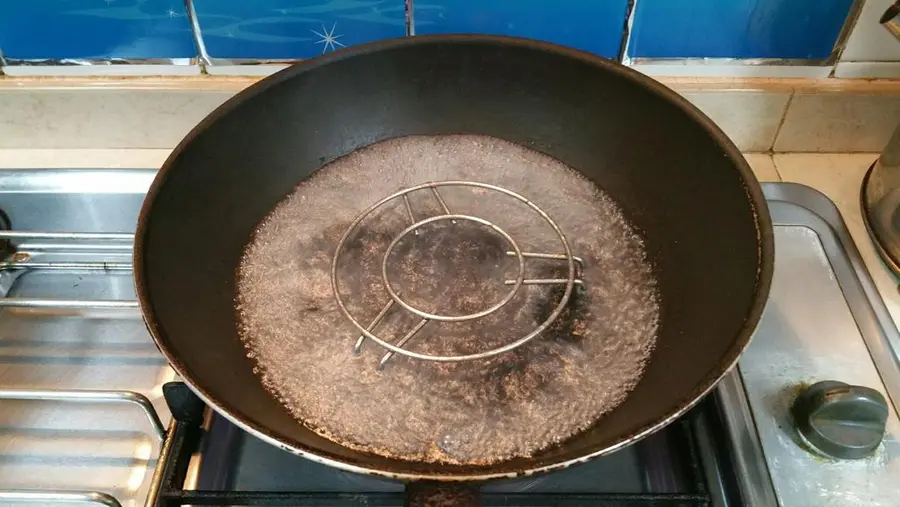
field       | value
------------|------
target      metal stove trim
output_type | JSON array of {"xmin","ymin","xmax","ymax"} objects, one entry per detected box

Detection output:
[
  {"xmin": 761, "ymin": 182, "xmax": 900, "ymax": 412},
  {"xmin": 714, "ymin": 370, "xmax": 778, "ymax": 507},
  {"xmin": 0, "ymin": 490, "xmax": 123, "ymax": 506},
  {"xmin": 718, "ymin": 182, "xmax": 900, "ymax": 507},
  {"xmin": 0, "ymin": 169, "xmax": 168, "ymax": 506}
]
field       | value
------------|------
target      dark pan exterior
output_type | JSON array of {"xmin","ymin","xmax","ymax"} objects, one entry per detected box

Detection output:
[{"xmin": 134, "ymin": 35, "xmax": 774, "ymax": 481}]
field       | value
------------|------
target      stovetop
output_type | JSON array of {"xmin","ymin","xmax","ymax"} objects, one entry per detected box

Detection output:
[{"xmin": 0, "ymin": 169, "xmax": 898, "ymax": 507}]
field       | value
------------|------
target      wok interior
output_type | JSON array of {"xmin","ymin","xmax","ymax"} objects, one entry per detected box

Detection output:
[{"xmin": 139, "ymin": 37, "xmax": 768, "ymax": 477}]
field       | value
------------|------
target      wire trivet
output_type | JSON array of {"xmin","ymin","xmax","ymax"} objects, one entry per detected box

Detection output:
[{"xmin": 331, "ymin": 181, "xmax": 584, "ymax": 369}]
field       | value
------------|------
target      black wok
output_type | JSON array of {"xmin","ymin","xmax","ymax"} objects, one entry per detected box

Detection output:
[{"xmin": 135, "ymin": 35, "xmax": 773, "ymax": 481}]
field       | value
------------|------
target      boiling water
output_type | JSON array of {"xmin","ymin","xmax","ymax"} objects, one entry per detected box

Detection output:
[{"xmin": 236, "ymin": 135, "xmax": 659, "ymax": 465}]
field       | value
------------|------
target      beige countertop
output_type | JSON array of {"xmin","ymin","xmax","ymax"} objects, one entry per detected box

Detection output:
[
  {"xmin": 0, "ymin": 149, "xmax": 895, "ymax": 329},
  {"xmin": 744, "ymin": 152, "xmax": 900, "ymax": 328}
]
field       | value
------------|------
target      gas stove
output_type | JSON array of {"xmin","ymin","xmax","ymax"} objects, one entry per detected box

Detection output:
[{"xmin": 0, "ymin": 169, "xmax": 897, "ymax": 507}]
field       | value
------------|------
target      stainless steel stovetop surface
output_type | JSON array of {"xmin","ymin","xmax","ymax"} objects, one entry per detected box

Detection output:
[
  {"xmin": 0, "ymin": 169, "xmax": 897, "ymax": 507},
  {"xmin": 0, "ymin": 170, "xmax": 170, "ymax": 507},
  {"xmin": 738, "ymin": 185, "xmax": 900, "ymax": 507}
]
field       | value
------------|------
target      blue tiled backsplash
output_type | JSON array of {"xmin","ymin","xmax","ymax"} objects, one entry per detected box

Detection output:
[{"xmin": 0, "ymin": 0, "xmax": 867, "ymax": 65}]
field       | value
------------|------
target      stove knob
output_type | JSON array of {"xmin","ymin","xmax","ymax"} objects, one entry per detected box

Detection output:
[{"xmin": 791, "ymin": 380, "xmax": 889, "ymax": 459}]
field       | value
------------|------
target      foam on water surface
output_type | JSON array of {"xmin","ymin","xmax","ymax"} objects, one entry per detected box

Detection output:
[{"xmin": 236, "ymin": 135, "xmax": 660, "ymax": 465}]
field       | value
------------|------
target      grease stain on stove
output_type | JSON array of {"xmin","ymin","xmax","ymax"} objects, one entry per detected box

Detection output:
[{"xmin": 777, "ymin": 380, "xmax": 836, "ymax": 464}]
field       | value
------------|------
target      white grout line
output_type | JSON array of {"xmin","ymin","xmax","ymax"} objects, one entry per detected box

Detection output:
[
  {"xmin": 829, "ymin": 0, "xmax": 868, "ymax": 67},
  {"xmin": 834, "ymin": 61, "xmax": 900, "ymax": 79},
  {"xmin": 770, "ymin": 92, "xmax": 795, "ymax": 153},
  {"xmin": 184, "ymin": 0, "xmax": 212, "ymax": 69},
  {"xmin": 617, "ymin": 0, "xmax": 637, "ymax": 64}
]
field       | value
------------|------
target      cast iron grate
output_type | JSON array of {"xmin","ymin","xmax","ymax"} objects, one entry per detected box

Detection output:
[{"xmin": 149, "ymin": 382, "xmax": 715, "ymax": 507}]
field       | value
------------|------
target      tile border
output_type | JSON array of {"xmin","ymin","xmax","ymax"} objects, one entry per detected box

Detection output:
[
  {"xmin": 773, "ymin": 90, "xmax": 900, "ymax": 152},
  {"xmin": 0, "ymin": 148, "xmax": 172, "ymax": 169},
  {"xmin": 0, "ymin": 75, "xmax": 257, "ymax": 91},
  {"xmin": 0, "ymin": 0, "xmax": 883, "ymax": 77},
  {"xmin": 632, "ymin": 63, "xmax": 832, "ymax": 79},
  {"xmin": 834, "ymin": 61, "xmax": 900, "ymax": 78},
  {"xmin": 0, "ymin": 76, "xmax": 898, "ymax": 152},
  {"xmin": 1, "ymin": 64, "xmax": 201, "ymax": 77},
  {"xmin": 3, "ymin": 75, "xmax": 898, "ymax": 92}
]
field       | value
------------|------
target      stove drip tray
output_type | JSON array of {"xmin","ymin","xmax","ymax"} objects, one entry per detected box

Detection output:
[{"xmin": 731, "ymin": 184, "xmax": 900, "ymax": 507}]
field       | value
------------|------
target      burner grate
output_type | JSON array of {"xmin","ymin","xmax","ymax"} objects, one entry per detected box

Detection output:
[
  {"xmin": 148, "ymin": 382, "xmax": 716, "ymax": 507},
  {"xmin": 332, "ymin": 181, "xmax": 585, "ymax": 369}
]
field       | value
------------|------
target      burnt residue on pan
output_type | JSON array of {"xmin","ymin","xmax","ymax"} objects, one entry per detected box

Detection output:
[{"xmin": 236, "ymin": 134, "xmax": 660, "ymax": 465}]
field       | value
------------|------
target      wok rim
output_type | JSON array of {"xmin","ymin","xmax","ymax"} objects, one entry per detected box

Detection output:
[{"xmin": 134, "ymin": 33, "xmax": 774, "ymax": 482}]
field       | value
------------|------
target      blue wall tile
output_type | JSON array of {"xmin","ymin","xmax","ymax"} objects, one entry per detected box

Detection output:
[
  {"xmin": 629, "ymin": 0, "xmax": 855, "ymax": 60},
  {"xmin": 0, "ymin": 0, "xmax": 863, "ymax": 63},
  {"xmin": 193, "ymin": 0, "xmax": 406, "ymax": 60},
  {"xmin": 414, "ymin": 0, "xmax": 629, "ymax": 59},
  {"xmin": 0, "ymin": 0, "xmax": 195, "ymax": 60}
]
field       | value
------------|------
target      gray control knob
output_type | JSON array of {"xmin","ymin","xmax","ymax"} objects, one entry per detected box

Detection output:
[{"xmin": 791, "ymin": 380, "xmax": 889, "ymax": 459}]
